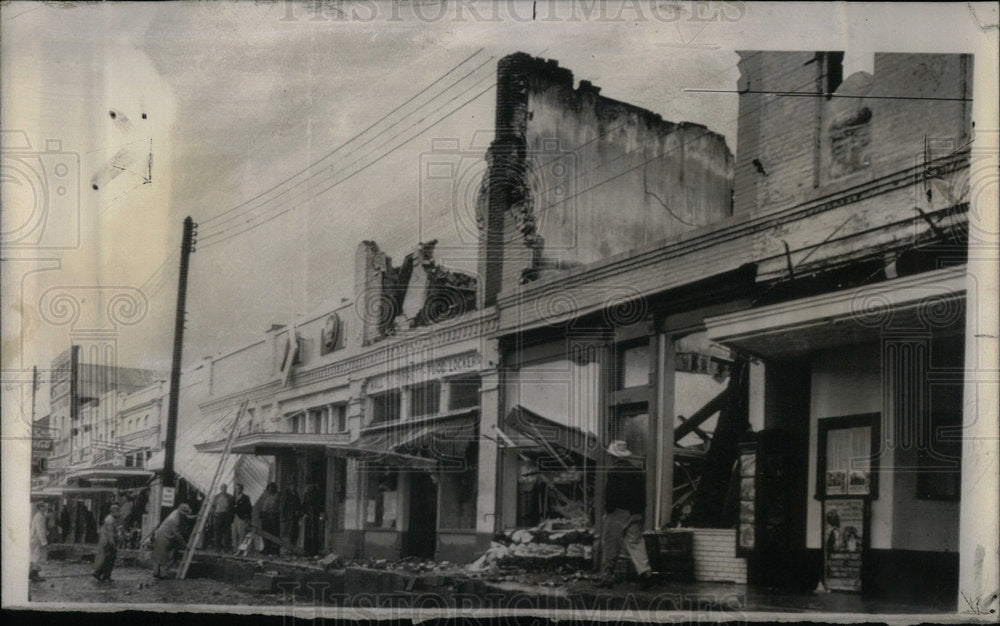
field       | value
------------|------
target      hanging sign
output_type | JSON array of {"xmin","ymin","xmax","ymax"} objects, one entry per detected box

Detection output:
[{"xmin": 161, "ymin": 487, "xmax": 176, "ymax": 508}]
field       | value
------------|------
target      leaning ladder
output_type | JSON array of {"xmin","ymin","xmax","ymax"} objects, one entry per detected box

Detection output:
[{"xmin": 176, "ymin": 400, "xmax": 249, "ymax": 580}]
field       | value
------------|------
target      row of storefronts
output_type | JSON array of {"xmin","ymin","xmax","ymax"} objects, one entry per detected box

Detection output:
[{"xmin": 31, "ymin": 50, "xmax": 994, "ymax": 610}]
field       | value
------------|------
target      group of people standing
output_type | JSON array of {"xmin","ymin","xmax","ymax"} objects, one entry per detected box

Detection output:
[
  {"xmin": 206, "ymin": 483, "xmax": 253, "ymax": 552},
  {"xmin": 244, "ymin": 481, "xmax": 324, "ymax": 556},
  {"xmin": 30, "ymin": 499, "xmax": 130, "ymax": 583}
]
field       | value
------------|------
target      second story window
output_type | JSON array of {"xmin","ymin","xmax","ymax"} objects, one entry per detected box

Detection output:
[
  {"xmin": 448, "ymin": 374, "xmax": 481, "ymax": 410},
  {"xmin": 308, "ymin": 407, "xmax": 327, "ymax": 434},
  {"xmin": 370, "ymin": 390, "xmax": 401, "ymax": 425},
  {"xmin": 331, "ymin": 404, "xmax": 347, "ymax": 433},
  {"xmin": 409, "ymin": 381, "xmax": 441, "ymax": 418}
]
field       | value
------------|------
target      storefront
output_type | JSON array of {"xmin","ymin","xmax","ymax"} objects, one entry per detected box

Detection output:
[
  {"xmin": 350, "ymin": 356, "xmax": 486, "ymax": 563},
  {"xmin": 705, "ymin": 265, "xmax": 966, "ymax": 604}
]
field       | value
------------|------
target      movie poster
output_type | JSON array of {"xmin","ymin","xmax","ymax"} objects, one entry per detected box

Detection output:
[
  {"xmin": 823, "ymin": 499, "xmax": 866, "ymax": 592},
  {"xmin": 737, "ymin": 447, "xmax": 757, "ymax": 555}
]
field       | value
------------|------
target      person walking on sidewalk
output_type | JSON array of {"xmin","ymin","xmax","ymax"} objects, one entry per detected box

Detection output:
[
  {"xmin": 598, "ymin": 440, "xmax": 652, "ymax": 588},
  {"xmin": 92, "ymin": 504, "xmax": 121, "ymax": 582},
  {"xmin": 30, "ymin": 502, "xmax": 49, "ymax": 582}
]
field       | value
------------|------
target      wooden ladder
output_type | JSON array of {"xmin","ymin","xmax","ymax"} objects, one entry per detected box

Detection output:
[{"xmin": 176, "ymin": 400, "xmax": 248, "ymax": 580}]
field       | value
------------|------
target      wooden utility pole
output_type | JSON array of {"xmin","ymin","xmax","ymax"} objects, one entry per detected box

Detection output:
[
  {"xmin": 68, "ymin": 345, "xmax": 79, "ymax": 461},
  {"xmin": 30, "ymin": 365, "xmax": 38, "ymax": 423},
  {"xmin": 162, "ymin": 216, "xmax": 196, "ymax": 510}
]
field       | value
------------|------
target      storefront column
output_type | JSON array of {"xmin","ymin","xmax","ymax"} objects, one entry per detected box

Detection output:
[
  {"xmin": 342, "ymin": 379, "xmax": 366, "ymax": 556},
  {"xmin": 958, "ymin": 274, "xmax": 999, "ymax": 611},
  {"xmin": 653, "ymin": 332, "xmax": 676, "ymax": 529},
  {"xmin": 475, "ymin": 367, "xmax": 500, "ymax": 546}
]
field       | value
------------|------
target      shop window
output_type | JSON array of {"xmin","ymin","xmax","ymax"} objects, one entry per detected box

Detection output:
[
  {"xmin": 333, "ymin": 457, "xmax": 347, "ymax": 530},
  {"xmin": 364, "ymin": 469, "xmax": 398, "ymax": 529},
  {"xmin": 448, "ymin": 375, "xmax": 480, "ymax": 410},
  {"xmin": 916, "ymin": 335, "xmax": 964, "ymax": 500},
  {"xmin": 515, "ymin": 453, "xmax": 594, "ymax": 528},
  {"xmin": 610, "ymin": 408, "xmax": 649, "ymax": 459},
  {"xmin": 438, "ymin": 442, "xmax": 478, "ymax": 529},
  {"xmin": 409, "ymin": 381, "xmax": 441, "ymax": 418},
  {"xmin": 370, "ymin": 390, "xmax": 401, "ymax": 424},
  {"xmin": 618, "ymin": 341, "xmax": 650, "ymax": 390},
  {"xmin": 816, "ymin": 413, "xmax": 880, "ymax": 498},
  {"xmin": 916, "ymin": 397, "xmax": 962, "ymax": 501}
]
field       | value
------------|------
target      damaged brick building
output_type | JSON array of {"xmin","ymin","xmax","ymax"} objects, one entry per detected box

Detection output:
[{"xmin": 149, "ymin": 50, "xmax": 985, "ymax": 610}]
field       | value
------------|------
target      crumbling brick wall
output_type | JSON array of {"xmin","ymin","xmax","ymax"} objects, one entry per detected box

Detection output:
[
  {"xmin": 479, "ymin": 53, "xmax": 734, "ymax": 305},
  {"xmin": 734, "ymin": 51, "xmax": 972, "ymax": 216}
]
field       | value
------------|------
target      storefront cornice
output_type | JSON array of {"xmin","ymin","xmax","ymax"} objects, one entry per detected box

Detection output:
[
  {"xmin": 704, "ymin": 265, "xmax": 967, "ymax": 359},
  {"xmin": 198, "ymin": 311, "xmax": 498, "ymax": 414},
  {"xmin": 495, "ymin": 152, "xmax": 969, "ymax": 335}
]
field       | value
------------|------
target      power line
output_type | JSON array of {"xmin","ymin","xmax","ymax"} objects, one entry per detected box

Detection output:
[
  {"xmin": 199, "ymin": 48, "xmax": 486, "ymax": 229},
  {"xmin": 199, "ymin": 56, "xmax": 496, "ymax": 241},
  {"xmin": 201, "ymin": 81, "xmax": 497, "ymax": 250}
]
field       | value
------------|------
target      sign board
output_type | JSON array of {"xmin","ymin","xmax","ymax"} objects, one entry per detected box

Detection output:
[
  {"xmin": 161, "ymin": 486, "xmax": 176, "ymax": 508},
  {"xmin": 823, "ymin": 498, "xmax": 867, "ymax": 592},
  {"xmin": 736, "ymin": 445, "xmax": 757, "ymax": 556},
  {"xmin": 32, "ymin": 438, "xmax": 54, "ymax": 453}
]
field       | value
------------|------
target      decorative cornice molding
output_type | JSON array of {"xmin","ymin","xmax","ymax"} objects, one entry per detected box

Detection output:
[{"xmin": 200, "ymin": 311, "xmax": 498, "ymax": 413}]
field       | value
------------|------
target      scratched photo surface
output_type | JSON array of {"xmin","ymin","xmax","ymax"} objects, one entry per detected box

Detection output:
[{"xmin": 2, "ymin": 1, "xmax": 997, "ymax": 621}]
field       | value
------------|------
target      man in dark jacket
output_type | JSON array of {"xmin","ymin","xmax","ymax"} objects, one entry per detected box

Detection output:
[
  {"xmin": 231, "ymin": 483, "xmax": 252, "ymax": 550},
  {"xmin": 279, "ymin": 485, "xmax": 302, "ymax": 547},
  {"xmin": 301, "ymin": 483, "xmax": 323, "ymax": 556},
  {"xmin": 253, "ymin": 483, "xmax": 280, "ymax": 554},
  {"xmin": 598, "ymin": 440, "xmax": 652, "ymax": 587}
]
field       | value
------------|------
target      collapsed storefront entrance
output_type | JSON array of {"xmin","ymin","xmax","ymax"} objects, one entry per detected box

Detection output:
[{"xmin": 351, "ymin": 411, "xmax": 480, "ymax": 562}]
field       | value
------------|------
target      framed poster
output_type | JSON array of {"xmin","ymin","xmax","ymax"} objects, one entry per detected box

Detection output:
[
  {"xmin": 816, "ymin": 413, "xmax": 880, "ymax": 499},
  {"xmin": 823, "ymin": 498, "xmax": 868, "ymax": 592}
]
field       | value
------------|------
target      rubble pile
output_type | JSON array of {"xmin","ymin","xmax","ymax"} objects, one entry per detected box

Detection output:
[{"xmin": 469, "ymin": 517, "xmax": 594, "ymax": 572}]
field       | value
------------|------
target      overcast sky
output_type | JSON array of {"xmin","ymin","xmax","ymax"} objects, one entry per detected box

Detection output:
[{"xmin": 2, "ymin": 1, "xmax": 996, "ymax": 411}]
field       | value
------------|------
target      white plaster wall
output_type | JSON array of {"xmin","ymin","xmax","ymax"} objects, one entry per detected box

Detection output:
[{"xmin": 807, "ymin": 342, "xmax": 889, "ymax": 549}]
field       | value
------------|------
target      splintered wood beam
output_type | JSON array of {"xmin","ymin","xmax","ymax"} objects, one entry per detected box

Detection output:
[
  {"xmin": 674, "ymin": 388, "xmax": 729, "ymax": 443},
  {"xmin": 678, "ymin": 415, "xmax": 711, "ymax": 443}
]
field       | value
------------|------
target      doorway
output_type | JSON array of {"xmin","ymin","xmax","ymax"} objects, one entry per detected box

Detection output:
[{"xmin": 405, "ymin": 471, "xmax": 437, "ymax": 559}]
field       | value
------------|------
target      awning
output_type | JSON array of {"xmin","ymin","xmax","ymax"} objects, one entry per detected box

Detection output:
[
  {"xmin": 148, "ymin": 407, "xmax": 270, "ymax": 501},
  {"xmin": 195, "ymin": 431, "xmax": 354, "ymax": 456},
  {"xmin": 705, "ymin": 266, "xmax": 966, "ymax": 359},
  {"xmin": 32, "ymin": 486, "xmax": 119, "ymax": 497},
  {"xmin": 502, "ymin": 406, "xmax": 601, "ymax": 463},
  {"xmin": 65, "ymin": 467, "xmax": 154, "ymax": 482},
  {"xmin": 350, "ymin": 409, "xmax": 478, "ymax": 470}
]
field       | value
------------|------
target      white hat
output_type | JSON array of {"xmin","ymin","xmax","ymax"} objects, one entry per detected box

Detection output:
[{"xmin": 606, "ymin": 440, "xmax": 634, "ymax": 458}]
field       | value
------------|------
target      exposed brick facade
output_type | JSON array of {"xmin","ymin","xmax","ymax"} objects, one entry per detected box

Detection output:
[
  {"xmin": 734, "ymin": 51, "xmax": 972, "ymax": 216},
  {"xmin": 690, "ymin": 528, "xmax": 747, "ymax": 584},
  {"xmin": 479, "ymin": 53, "xmax": 734, "ymax": 306}
]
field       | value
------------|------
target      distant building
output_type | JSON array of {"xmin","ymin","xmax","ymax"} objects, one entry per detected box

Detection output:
[{"xmin": 36, "ymin": 346, "xmax": 166, "ymax": 542}]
